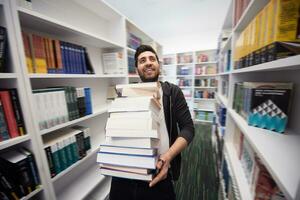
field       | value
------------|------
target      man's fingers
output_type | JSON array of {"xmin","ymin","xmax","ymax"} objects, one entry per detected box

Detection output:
[
  {"xmin": 149, "ymin": 168, "xmax": 167, "ymax": 187},
  {"xmin": 156, "ymin": 159, "xmax": 163, "ymax": 169}
]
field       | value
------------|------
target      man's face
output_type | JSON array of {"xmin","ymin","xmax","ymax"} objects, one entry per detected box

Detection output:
[{"xmin": 136, "ymin": 51, "xmax": 160, "ymax": 82}]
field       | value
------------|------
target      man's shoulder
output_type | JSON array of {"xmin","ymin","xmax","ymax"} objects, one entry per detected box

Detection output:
[{"xmin": 161, "ymin": 81, "xmax": 181, "ymax": 96}]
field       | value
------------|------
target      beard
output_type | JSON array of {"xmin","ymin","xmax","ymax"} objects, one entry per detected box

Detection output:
[{"xmin": 137, "ymin": 69, "xmax": 159, "ymax": 82}]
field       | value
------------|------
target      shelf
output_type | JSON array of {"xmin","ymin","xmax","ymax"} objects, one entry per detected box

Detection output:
[
  {"xmin": 194, "ymin": 98, "xmax": 216, "ymax": 101},
  {"xmin": 20, "ymin": 186, "xmax": 43, "ymax": 200},
  {"xmin": 228, "ymin": 108, "xmax": 300, "ymax": 200},
  {"xmin": 126, "ymin": 47, "xmax": 136, "ymax": 53},
  {"xmin": 216, "ymin": 93, "xmax": 228, "ymax": 107},
  {"xmin": 18, "ymin": 7, "xmax": 123, "ymax": 48},
  {"xmin": 233, "ymin": 0, "xmax": 269, "ymax": 32},
  {"xmin": 179, "ymin": 86, "xmax": 192, "ymax": 89},
  {"xmin": 177, "ymin": 63, "xmax": 194, "ymax": 66},
  {"xmin": 56, "ymin": 160, "xmax": 107, "ymax": 200},
  {"xmin": 28, "ymin": 74, "xmax": 128, "ymax": 79},
  {"xmin": 176, "ymin": 75, "xmax": 193, "ymax": 77},
  {"xmin": 162, "ymin": 64, "xmax": 176, "ymax": 67},
  {"xmin": 194, "ymin": 119, "xmax": 213, "ymax": 124},
  {"xmin": 217, "ymin": 71, "xmax": 231, "ymax": 76},
  {"xmin": 0, "ymin": 135, "xmax": 30, "ymax": 150},
  {"xmin": 195, "ymin": 61, "xmax": 218, "ymax": 65},
  {"xmin": 232, "ymin": 55, "xmax": 300, "ymax": 74},
  {"xmin": 52, "ymin": 148, "xmax": 99, "ymax": 182},
  {"xmin": 40, "ymin": 106, "xmax": 108, "ymax": 135},
  {"xmin": 224, "ymin": 143, "xmax": 253, "ymax": 200},
  {"xmin": 0, "ymin": 73, "xmax": 18, "ymax": 79},
  {"xmin": 194, "ymin": 86, "xmax": 217, "ymax": 89},
  {"xmin": 194, "ymin": 74, "xmax": 218, "ymax": 77},
  {"xmin": 193, "ymin": 108, "xmax": 215, "ymax": 112}
]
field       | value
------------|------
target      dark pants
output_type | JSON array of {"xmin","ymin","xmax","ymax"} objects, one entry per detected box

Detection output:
[{"xmin": 109, "ymin": 175, "xmax": 176, "ymax": 200}]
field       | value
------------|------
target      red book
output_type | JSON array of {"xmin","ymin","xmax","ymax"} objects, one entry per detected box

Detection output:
[
  {"xmin": 53, "ymin": 40, "xmax": 63, "ymax": 73},
  {"xmin": 0, "ymin": 91, "xmax": 19, "ymax": 138}
]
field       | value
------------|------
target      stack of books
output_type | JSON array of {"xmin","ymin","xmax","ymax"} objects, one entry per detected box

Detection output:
[{"xmin": 97, "ymin": 82, "xmax": 161, "ymax": 181}]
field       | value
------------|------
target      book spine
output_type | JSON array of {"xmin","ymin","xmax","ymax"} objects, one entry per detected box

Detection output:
[
  {"xmin": 8, "ymin": 89, "xmax": 26, "ymax": 136},
  {"xmin": 44, "ymin": 146, "xmax": 56, "ymax": 178},
  {"xmin": 0, "ymin": 170, "xmax": 20, "ymax": 200},
  {"xmin": 0, "ymin": 91, "xmax": 19, "ymax": 138},
  {"xmin": 70, "ymin": 134, "xmax": 79, "ymax": 163},
  {"xmin": 75, "ymin": 131, "xmax": 85, "ymax": 159},
  {"xmin": 84, "ymin": 88, "xmax": 93, "ymax": 115},
  {"xmin": 21, "ymin": 31, "xmax": 34, "ymax": 74},
  {"xmin": 0, "ymin": 99, "xmax": 10, "ymax": 141},
  {"xmin": 0, "ymin": 26, "xmax": 7, "ymax": 73},
  {"xmin": 23, "ymin": 151, "xmax": 40, "ymax": 189},
  {"xmin": 50, "ymin": 143, "xmax": 62, "ymax": 175},
  {"xmin": 57, "ymin": 140, "xmax": 68, "ymax": 171},
  {"xmin": 71, "ymin": 87, "xmax": 80, "ymax": 119}
]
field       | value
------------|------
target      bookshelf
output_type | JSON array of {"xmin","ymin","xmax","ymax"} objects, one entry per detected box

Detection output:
[
  {"xmin": 216, "ymin": 0, "xmax": 300, "ymax": 200},
  {"xmin": 162, "ymin": 50, "xmax": 218, "ymax": 123},
  {"xmin": 1, "ymin": 0, "xmax": 162, "ymax": 199}
]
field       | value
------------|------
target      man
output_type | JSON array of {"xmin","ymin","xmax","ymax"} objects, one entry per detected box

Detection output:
[{"xmin": 109, "ymin": 45, "xmax": 194, "ymax": 200}]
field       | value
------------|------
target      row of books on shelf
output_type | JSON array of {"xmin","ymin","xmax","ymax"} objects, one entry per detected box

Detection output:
[
  {"xmin": 220, "ymin": 79, "xmax": 229, "ymax": 98},
  {"xmin": 195, "ymin": 78, "xmax": 217, "ymax": 87},
  {"xmin": 128, "ymin": 53, "xmax": 135, "ymax": 74},
  {"xmin": 234, "ymin": 0, "xmax": 300, "ymax": 69},
  {"xmin": 232, "ymin": 129, "xmax": 287, "ymax": 199},
  {"xmin": 177, "ymin": 66, "xmax": 191, "ymax": 75},
  {"xmin": 194, "ymin": 90, "xmax": 215, "ymax": 99},
  {"xmin": 0, "ymin": 89, "xmax": 26, "ymax": 142},
  {"xmin": 21, "ymin": 31, "xmax": 94, "ymax": 74},
  {"xmin": 164, "ymin": 51, "xmax": 217, "ymax": 65},
  {"xmin": 194, "ymin": 110, "xmax": 214, "ymax": 122},
  {"xmin": 32, "ymin": 87, "xmax": 92, "ymax": 131},
  {"xmin": 195, "ymin": 65, "xmax": 217, "ymax": 75},
  {"xmin": 177, "ymin": 53, "xmax": 193, "ymax": 64},
  {"xmin": 218, "ymin": 49, "xmax": 231, "ymax": 73},
  {"xmin": 43, "ymin": 126, "xmax": 91, "ymax": 178},
  {"xmin": 0, "ymin": 147, "xmax": 40, "ymax": 200},
  {"xmin": 127, "ymin": 33, "xmax": 142, "ymax": 50},
  {"xmin": 178, "ymin": 79, "xmax": 192, "ymax": 87},
  {"xmin": 98, "ymin": 82, "xmax": 161, "ymax": 181},
  {"xmin": 233, "ymin": 82, "xmax": 293, "ymax": 133},
  {"xmin": 0, "ymin": 26, "xmax": 8, "ymax": 73}
]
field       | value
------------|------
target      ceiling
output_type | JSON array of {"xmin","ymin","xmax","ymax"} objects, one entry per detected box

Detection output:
[{"xmin": 105, "ymin": 0, "xmax": 231, "ymax": 53}]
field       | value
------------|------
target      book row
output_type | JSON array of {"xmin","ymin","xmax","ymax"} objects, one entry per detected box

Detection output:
[
  {"xmin": 195, "ymin": 78, "xmax": 217, "ymax": 87},
  {"xmin": 22, "ymin": 31, "xmax": 94, "ymax": 74},
  {"xmin": 127, "ymin": 53, "xmax": 135, "ymax": 74},
  {"xmin": 216, "ymin": 104, "xmax": 227, "ymax": 127},
  {"xmin": 233, "ymin": 82, "xmax": 293, "ymax": 133},
  {"xmin": 43, "ymin": 126, "xmax": 91, "ymax": 178},
  {"xmin": 234, "ymin": 0, "xmax": 300, "ymax": 69},
  {"xmin": 163, "ymin": 50, "xmax": 217, "ymax": 65},
  {"xmin": 194, "ymin": 110, "xmax": 214, "ymax": 122},
  {"xmin": 0, "ymin": 147, "xmax": 40, "ymax": 199},
  {"xmin": 218, "ymin": 49, "xmax": 231, "ymax": 73},
  {"xmin": 195, "ymin": 65, "xmax": 217, "ymax": 75},
  {"xmin": 233, "ymin": 129, "xmax": 287, "ymax": 199},
  {"xmin": 102, "ymin": 52, "xmax": 126, "ymax": 75},
  {"xmin": 0, "ymin": 89, "xmax": 26, "ymax": 141},
  {"xmin": 0, "ymin": 26, "xmax": 8, "ymax": 73},
  {"xmin": 33, "ymin": 87, "xmax": 92, "ymax": 130},
  {"xmin": 127, "ymin": 33, "xmax": 142, "ymax": 50},
  {"xmin": 194, "ymin": 90, "xmax": 215, "ymax": 99}
]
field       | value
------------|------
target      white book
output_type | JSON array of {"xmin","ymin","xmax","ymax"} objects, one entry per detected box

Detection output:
[
  {"xmin": 97, "ymin": 152, "xmax": 157, "ymax": 169},
  {"xmin": 99, "ymin": 145, "xmax": 157, "ymax": 156},
  {"xmin": 106, "ymin": 129, "xmax": 159, "ymax": 138},
  {"xmin": 100, "ymin": 163, "xmax": 152, "ymax": 175},
  {"xmin": 109, "ymin": 96, "xmax": 160, "ymax": 115},
  {"xmin": 106, "ymin": 117, "xmax": 158, "ymax": 131},
  {"xmin": 116, "ymin": 82, "xmax": 160, "ymax": 98},
  {"xmin": 100, "ymin": 168, "xmax": 154, "ymax": 181},
  {"xmin": 105, "ymin": 137, "xmax": 159, "ymax": 149},
  {"xmin": 109, "ymin": 111, "xmax": 159, "ymax": 121}
]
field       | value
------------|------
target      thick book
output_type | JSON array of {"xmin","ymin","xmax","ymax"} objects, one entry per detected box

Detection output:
[
  {"xmin": 99, "ymin": 145, "xmax": 157, "ymax": 156},
  {"xmin": 115, "ymin": 82, "xmax": 160, "ymax": 98},
  {"xmin": 108, "ymin": 96, "xmax": 160, "ymax": 115},
  {"xmin": 106, "ymin": 129, "xmax": 159, "ymax": 138},
  {"xmin": 31, "ymin": 34, "xmax": 47, "ymax": 73},
  {"xmin": 105, "ymin": 137, "xmax": 159, "ymax": 149},
  {"xmin": 97, "ymin": 152, "xmax": 157, "ymax": 169},
  {"xmin": 100, "ymin": 168, "xmax": 154, "ymax": 181},
  {"xmin": 0, "ymin": 91, "xmax": 19, "ymax": 138},
  {"xmin": 100, "ymin": 163, "xmax": 153, "ymax": 175},
  {"xmin": 109, "ymin": 111, "xmax": 159, "ymax": 121},
  {"xmin": 0, "ymin": 169, "xmax": 21, "ymax": 199}
]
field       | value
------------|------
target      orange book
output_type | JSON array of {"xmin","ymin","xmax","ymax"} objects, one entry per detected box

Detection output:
[
  {"xmin": 21, "ymin": 32, "xmax": 34, "ymax": 73},
  {"xmin": 53, "ymin": 40, "xmax": 63, "ymax": 73},
  {"xmin": 31, "ymin": 34, "xmax": 47, "ymax": 73}
]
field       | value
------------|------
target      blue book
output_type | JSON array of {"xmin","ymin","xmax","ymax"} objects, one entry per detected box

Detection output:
[
  {"xmin": 60, "ymin": 41, "xmax": 66, "ymax": 74},
  {"xmin": 81, "ymin": 47, "xmax": 87, "ymax": 74},
  {"xmin": 84, "ymin": 88, "xmax": 92, "ymax": 115}
]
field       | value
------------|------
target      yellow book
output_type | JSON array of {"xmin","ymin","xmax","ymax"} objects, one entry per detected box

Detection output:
[
  {"xmin": 273, "ymin": 0, "xmax": 300, "ymax": 42},
  {"xmin": 266, "ymin": 0, "xmax": 276, "ymax": 45},
  {"xmin": 259, "ymin": 7, "xmax": 268, "ymax": 49},
  {"xmin": 253, "ymin": 12, "xmax": 261, "ymax": 51}
]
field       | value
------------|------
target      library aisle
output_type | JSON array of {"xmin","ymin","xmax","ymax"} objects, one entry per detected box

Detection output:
[{"xmin": 0, "ymin": 0, "xmax": 300, "ymax": 200}]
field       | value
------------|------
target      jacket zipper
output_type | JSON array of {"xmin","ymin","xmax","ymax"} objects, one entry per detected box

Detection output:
[{"xmin": 169, "ymin": 96, "xmax": 173, "ymax": 180}]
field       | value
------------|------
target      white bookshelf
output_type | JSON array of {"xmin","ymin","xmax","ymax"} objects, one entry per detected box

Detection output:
[
  {"xmin": 1, "ymin": 0, "xmax": 162, "ymax": 199},
  {"xmin": 216, "ymin": 0, "xmax": 300, "ymax": 199}
]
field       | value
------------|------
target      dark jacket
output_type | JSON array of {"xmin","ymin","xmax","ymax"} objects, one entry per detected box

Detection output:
[{"xmin": 161, "ymin": 81, "xmax": 195, "ymax": 180}]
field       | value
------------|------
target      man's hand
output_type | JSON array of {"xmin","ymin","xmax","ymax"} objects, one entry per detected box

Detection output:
[{"xmin": 149, "ymin": 153, "xmax": 171, "ymax": 187}]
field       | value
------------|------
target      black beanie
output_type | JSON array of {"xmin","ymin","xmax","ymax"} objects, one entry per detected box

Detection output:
[{"xmin": 134, "ymin": 45, "xmax": 159, "ymax": 68}]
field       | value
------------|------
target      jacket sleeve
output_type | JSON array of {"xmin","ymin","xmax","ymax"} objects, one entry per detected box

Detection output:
[{"xmin": 173, "ymin": 86, "xmax": 195, "ymax": 144}]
